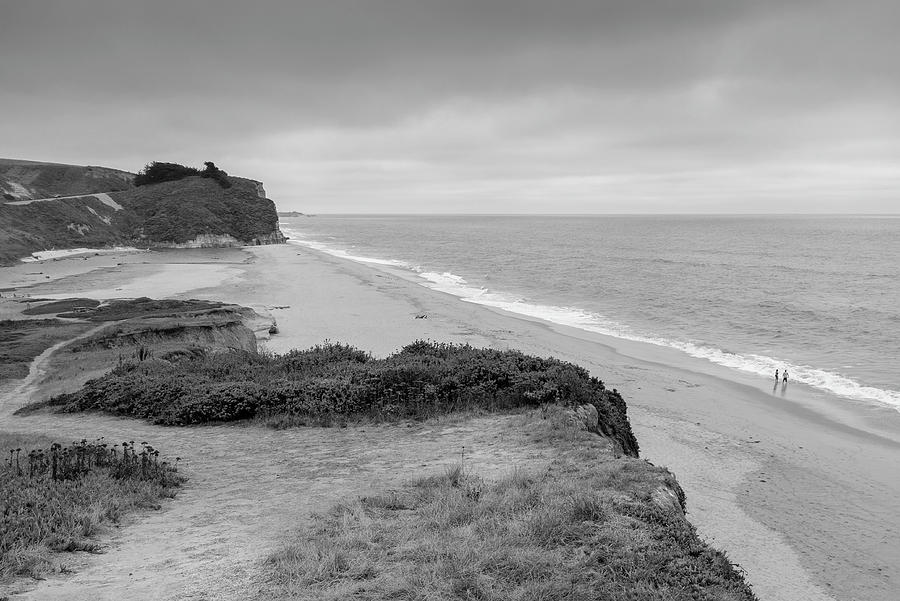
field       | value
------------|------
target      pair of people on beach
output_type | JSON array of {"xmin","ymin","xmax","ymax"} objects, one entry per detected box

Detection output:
[{"xmin": 775, "ymin": 368, "xmax": 788, "ymax": 383}]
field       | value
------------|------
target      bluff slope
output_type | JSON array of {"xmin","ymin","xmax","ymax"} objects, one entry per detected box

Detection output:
[
  {"xmin": 0, "ymin": 159, "xmax": 285, "ymax": 265},
  {"xmin": 0, "ymin": 158, "xmax": 133, "ymax": 200}
]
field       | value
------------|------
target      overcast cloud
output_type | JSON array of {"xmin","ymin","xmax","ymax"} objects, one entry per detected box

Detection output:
[{"xmin": 1, "ymin": 0, "xmax": 898, "ymax": 212}]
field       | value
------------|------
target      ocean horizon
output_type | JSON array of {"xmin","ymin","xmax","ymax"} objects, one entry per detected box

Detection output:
[{"xmin": 281, "ymin": 214, "xmax": 900, "ymax": 413}]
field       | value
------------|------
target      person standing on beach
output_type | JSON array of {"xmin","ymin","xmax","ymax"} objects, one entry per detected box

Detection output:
[
  {"xmin": 783, "ymin": 369, "xmax": 789, "ymax": 383},
  {"xmin": 775, "ymin": 369, "xmax": 779, "ymax": 382}
]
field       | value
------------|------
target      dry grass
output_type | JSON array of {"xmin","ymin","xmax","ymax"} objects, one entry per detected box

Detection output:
[
  {"xmin": 0, "ymin": 319, "xmax": 91, "ymax": 382},
  {"xmin": 0, "ymin": 432, "xmax": 184, "ymax": 582},
  {"xmin": 261, "ymin": 407, "xmax": 755, "ymax": 601}
]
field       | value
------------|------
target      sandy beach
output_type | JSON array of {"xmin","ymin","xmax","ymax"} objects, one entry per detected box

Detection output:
[{"xmin": 2, "ymin": 243, "xmax": 899, "ymax": 601}]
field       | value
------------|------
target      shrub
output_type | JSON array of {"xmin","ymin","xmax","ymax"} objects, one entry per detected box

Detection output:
[
  {"xmin": 0, "ymin": 437, "xmax": 183, "ymax": 581},
  {"xmin": 43, "ymin": 341, "xmax": 640, "ymax": 456},
  {"xmin": 199, "ymin": 161, "xmax": 232, "ymax": 189},
  {"xmin": 133, "ymin": 162, "xmax": 199, "ymax": 186}
]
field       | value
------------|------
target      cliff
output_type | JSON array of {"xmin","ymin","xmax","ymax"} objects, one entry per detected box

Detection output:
[
  {"xmin": 0, "ymin": 159, "xmax": 285, "ymax": 264},
  {"xmin": 115, "ymin": 176, "xmax": 285, "ymax": 247}
]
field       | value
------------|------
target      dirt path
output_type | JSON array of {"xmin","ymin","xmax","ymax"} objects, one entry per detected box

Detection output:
[
  {"xmin": 0, "ymin": 324, "xmax": 108, "ymax": 416},
  {"xmin": 1, "ymin": 338, "xmax": 551, "ymax": 600},
  {"xmin": 5, "ymin": 192, "xmax": 122, "ymax": 211}
]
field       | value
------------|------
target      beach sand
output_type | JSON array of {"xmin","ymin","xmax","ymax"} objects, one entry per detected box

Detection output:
[{"xmin": 2, "ymin": 243, "xmax": 898, "ymax": 601}]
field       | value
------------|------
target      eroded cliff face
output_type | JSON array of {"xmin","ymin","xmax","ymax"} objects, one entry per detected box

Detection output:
[
  {"xmin": 61, "ymin": 300, "xmax": 262, "ymax": 357},
  {"xmin": 75, "ymin": 320, "xmax": 257, "ymax": 354},
  {"xmin": 251, "ymin": 180, "xmax": 267, "ymax": 199},
  {"xmin": 565, "ymin": 402, "xmax": 687, "ymax": 515},
  {"xmin": 251, "ymin": 230, "xmax": 286, "ymax": 245},
  {"xmin": 147, "ymin": 231, "xmax": 286, "ymax": 249}
]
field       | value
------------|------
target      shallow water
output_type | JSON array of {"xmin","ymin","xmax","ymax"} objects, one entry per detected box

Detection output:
[{"xmin": 281, "ymin": 215, "xmax": 900, "ymax": 412}]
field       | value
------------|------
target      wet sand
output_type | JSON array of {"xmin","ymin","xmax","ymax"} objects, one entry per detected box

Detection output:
[{"xmin": 2, "ymin": 244, "xmax": 899, "ymax": 601}]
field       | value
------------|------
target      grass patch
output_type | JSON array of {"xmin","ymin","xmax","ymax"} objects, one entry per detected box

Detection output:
[
  {"xmin": 36, "ymin": 341, "xmax": 638, "ymax": 456},
  {"xmin": 0, "ymin": 432, "xmax": 184, "ymax": 582},
  {"xmin": 20, "ymin": 298, "xmax": 101, "ymax": 316},
  {"xmin": 0, "ymin": 319, "xmax": 91, "ymax": 382},
  {"xmin": 55, "ymin": 297, "xmax": 227, "ymax": 321},
  {"xmin": 263, "ymin": 408, "xmax": 755, "ymax": 601}
]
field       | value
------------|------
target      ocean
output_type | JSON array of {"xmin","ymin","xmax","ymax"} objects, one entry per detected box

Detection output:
[{"xmin": 279, "ymin": 215, "xmax": 900, "ymax": 412}]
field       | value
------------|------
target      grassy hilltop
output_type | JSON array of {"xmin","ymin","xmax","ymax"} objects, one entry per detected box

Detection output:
[
  {"xmin": 0, "ymin": 158, "xmax": 133, "ymax": 200},
  {"xmin": 0, "ymin": 159, "xmax": 284, "ymax": 264}
]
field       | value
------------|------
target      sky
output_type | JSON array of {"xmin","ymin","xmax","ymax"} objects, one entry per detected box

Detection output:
[{"xmin": 1, "ymin": 0, "xmax": 898, "ymax": 213}]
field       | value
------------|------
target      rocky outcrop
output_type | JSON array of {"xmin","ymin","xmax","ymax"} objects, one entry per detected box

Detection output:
[
  {"xmin": 563, "ymin": 401, "xmax": 687, "ymax": 515},
  {"xmin": 149, "ymin": 230, "xmax": 286, "ymax": 249},
  {"xmin": 564, "ymin": 394, "xmax": 639, "ymax": 458},
  {"xmin": 250, "ymin": 231, "xmax": 287, "ymax": 245},
  {"xmin": 651, "ymin": 481, "xmax": 687, "ymax": 515},
  {"xmin": 250, "ymin": 180, "xmax": 267, "ymax": 199}
]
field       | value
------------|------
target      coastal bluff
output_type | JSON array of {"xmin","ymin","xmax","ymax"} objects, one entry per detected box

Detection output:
[{"xmin": 0, "ymin": 158, "xmax": 285, "ymax": 264}]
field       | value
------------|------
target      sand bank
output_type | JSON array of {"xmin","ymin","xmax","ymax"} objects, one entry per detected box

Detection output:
[
  {"xmin": 2, "ymin": 243, "xmax": 898, "ymax": 601},
  {"xmin": 19, "ymin": 246, "xmax": 142, "ymax": 263}
]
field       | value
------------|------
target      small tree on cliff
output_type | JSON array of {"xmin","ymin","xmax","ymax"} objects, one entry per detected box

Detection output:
[
  {"xmin": 134, "ymin": 162, "xmax": 199, "ymax": 186},
  {"xmin": 200, "ymin": 161, "xmax": 232, "ymax": 189}
]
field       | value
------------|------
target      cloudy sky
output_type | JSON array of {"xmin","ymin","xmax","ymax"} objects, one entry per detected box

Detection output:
[{"xmin": 1, "ymin": 0, "xmax": 898, "ymax": 213}]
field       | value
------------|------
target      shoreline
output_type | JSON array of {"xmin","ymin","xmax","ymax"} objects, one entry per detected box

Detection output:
[
  {"xmin": 280, "ymin": 223, "xmax": 900, "ymax": 417},
  {"xmin": 2, "ymin": 244, "xmax": 898, "ymax": 600}
]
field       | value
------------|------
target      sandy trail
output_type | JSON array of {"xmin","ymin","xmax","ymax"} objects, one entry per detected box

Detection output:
[
  {"xmin": 1, "ymin": 336, "xmax": 550, "ymax": 600},
  {"xmin": 0, "ymin": 324, "xmax": 108, "ymax": 416},
  {"xmin": 4, "ymin": 192, "xmax": 122, "ymax": 211}
]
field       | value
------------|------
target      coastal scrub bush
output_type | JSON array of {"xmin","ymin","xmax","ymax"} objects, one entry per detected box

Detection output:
[
  {"xmin": 133, "ymin": 161, "xmax": 199, "ymax": 186},
  {"xmin": 132, "ymin": 161, "xmax": 232, "ymax": 189},
  {"xmin": 199, "ymin": 161, "xmax": 232, "ymax": 189},
  {"xmin": 0, "ymin": 434, "xmax": 183, "ymax": 581},
  {"xmin": 42, "ymin": 341, "xmax": 639, "ymax": 456}
]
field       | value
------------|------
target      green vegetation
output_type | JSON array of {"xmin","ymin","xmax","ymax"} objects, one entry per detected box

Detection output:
[
  {"xmin": 263, "ymin": 406, "xmax": 756, "ymax": 601},
  {"xmin": 38, "ymin": 342, "xmax": 639, "ymax": 456},
  {"xmin": 134, "ymin": 161, "xmax": 232, "ymax": 189},
  {"xmin": 0, "ymin": 432, "xmax": 183, "ymax": 581},
  {"xmin": 0, "ymin": 319, "xmax": 91, "ymax": 381},
  {"xmin": 21, "ymin": 298, "xmax": 101, "ymax": 316},
  {"xmin": 199, "ymin": 161, "xmax": 232, "ymax": 189},
  {"xmin": 133, "ymin": 161, "xmax": 200, "ymax": 187}
]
